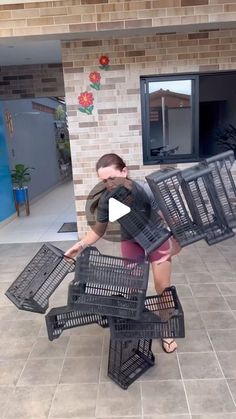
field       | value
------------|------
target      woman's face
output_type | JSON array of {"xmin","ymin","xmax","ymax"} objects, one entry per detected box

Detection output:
[{"xmin": 97, "ymin": 165, "xmax": 128, "ymax": 191}]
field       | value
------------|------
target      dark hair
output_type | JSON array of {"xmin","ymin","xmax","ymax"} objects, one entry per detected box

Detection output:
[{"xmin": 96, "ymin": 153, "xmax": 126, "ymax": 172}]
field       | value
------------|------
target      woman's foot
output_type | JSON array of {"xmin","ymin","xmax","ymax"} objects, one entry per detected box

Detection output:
[{"xmin": 162, "ymin": 339, "xmax": 177, "ymax": 353}]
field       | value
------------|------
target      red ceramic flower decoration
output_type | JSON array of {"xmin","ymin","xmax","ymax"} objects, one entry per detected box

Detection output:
[
  {"xmin": 78, "ymin": 91, "xmax": 94, "ymax": 115},
  {"xmin": 99, "ymin": 55, "xmax": 110, "ymax": 70},
  {"xmin": 89, "ymin": 71, "xmax": 101, "ymax": 90}
]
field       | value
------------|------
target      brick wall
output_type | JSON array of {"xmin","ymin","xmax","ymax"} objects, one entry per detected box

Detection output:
[
  {"xmin": 0, "ymin": 63, "xmax": 64, "ymax": 100},
  {"xmin": 0, "ymin": 0, "xmax": 235, "ymax": 39},
  {"xmin": 61, "ymin": 28, "xmax": 236, "ymax": 234}
]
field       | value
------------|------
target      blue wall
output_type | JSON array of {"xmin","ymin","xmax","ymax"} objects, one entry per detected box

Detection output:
[{"xmin": 0, "ymin": 104, "xmax": 15, "ymax": 222}]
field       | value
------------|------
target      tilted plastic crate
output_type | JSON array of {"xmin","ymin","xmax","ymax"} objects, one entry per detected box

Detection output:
[
  {"xmin": 109, "ymin": 186, "xmax": 172, "ymax": 254},
  {"xmin": 108, "ymin": 338, "xmax": 155, "ymax": 389},
  {"xmin": 68, "ymin": 246, "xmax": 149, "ymax": 320},
  {"xmin": 45, "ymin": 305, "xmax": 108, "ymax": 341},
  {"xmin": 5, "ymin": 243, "xmax": 75, "ymax": 313},
  {"xmin": 108, "ymin": 286, "xmax": 185, "ymax": 340},
  {"xmin": 202, "ymin": 151, "xmax": 236, "ymax": 228},
  {"xmin": 181, "ymin": 165, "xmax": 234, "ymax": 245},
  {"xmin": 146, "ymin": 168, "xmax": 206, "ymax": 247}
]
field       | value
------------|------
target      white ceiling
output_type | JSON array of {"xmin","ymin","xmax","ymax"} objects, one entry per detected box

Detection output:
[{"xmin": 0, "ymin": 39, "xmax": 62, "ymax": 66}]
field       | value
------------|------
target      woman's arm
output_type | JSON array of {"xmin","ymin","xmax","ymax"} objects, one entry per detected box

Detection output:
[{"xmin": 64, "ymin": 222, "xmax": 108, "ymax": 259}]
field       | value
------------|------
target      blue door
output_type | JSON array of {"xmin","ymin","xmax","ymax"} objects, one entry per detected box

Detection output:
[{"xmin": 0, "ymin": 104, "xmax": 15, "ymax": 222}]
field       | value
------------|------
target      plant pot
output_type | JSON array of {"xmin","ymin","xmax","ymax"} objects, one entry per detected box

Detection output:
[
  {"xmin": 13, "ymin": 187, "xmax": 28, "ymax": 203},
  {"xmin": 54, "ymin": 120, "xmax": 65, "ymax": 128}
]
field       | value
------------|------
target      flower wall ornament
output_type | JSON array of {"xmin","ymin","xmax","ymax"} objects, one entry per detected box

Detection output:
[
  {"xmin": 99, "ymin": 55, "xmax": 110, "ymax": 70},
  {"xmin": 89, "ymin": 71, "xmax": 101, "ymax": 90},
  {"xmin": 78, "ymin": 91, "xmax": 94, "ymax": 115}
]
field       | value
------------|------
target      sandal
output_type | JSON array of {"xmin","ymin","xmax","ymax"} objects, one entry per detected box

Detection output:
[{"xmin": 162, "ymin": 339, "xmax": 177, "ymax": 354}]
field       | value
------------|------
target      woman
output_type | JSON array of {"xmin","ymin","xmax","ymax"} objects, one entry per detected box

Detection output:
[{"xmin": 65, "ymin": 153, "xmax": 180, "ymax": 353}]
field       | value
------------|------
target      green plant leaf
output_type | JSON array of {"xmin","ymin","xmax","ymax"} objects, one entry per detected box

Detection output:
[
  {"xmin": 85, "ymin": 105, "xmax": 94, "ymax": 115},
  {"xmin": 11, "ymin": 164, "xmax": 35, "ymax": 188},
  {"xmin": 90, "ymin": 83, "xmax": 100, "ymax": 90},
  {"xmin": 78, "ymin": 107, "xmax": 87, "ymax": 114}
]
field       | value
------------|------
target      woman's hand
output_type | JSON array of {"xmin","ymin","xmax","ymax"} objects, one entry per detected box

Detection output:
[{"xmin": 64, "ymin": 242, "xmax": 84, "ymax": 260}]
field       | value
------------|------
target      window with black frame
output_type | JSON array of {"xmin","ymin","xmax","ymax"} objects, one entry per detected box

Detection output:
[{"xmin": 141, "ymin": 75, "xmax": 199, "ymax": 164}]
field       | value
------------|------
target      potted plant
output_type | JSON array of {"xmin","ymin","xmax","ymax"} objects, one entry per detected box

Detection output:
[
  {"xmin": 11, "ymin": 164, "xmax": 34, "ymax": 204},
  {"xmin": 54, "ymin": 105, "xmax": 66, "ymax": 128}
]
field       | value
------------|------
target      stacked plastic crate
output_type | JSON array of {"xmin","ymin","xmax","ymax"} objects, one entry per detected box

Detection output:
[
  {"xmin": 5, "ymin": 151, "xmax": 236, "ymax": 389},
  {"xmin": 49, "ymin": 246, "xmax": 184, "ymax": 389},
  {"xmin": 146, "ymin": 150, "xmax": 236, "ymax": 247}
]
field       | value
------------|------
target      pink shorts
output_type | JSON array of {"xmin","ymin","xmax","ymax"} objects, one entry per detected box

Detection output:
[{"xmin": 121, "ymin": 239, "xmax": 172, "ymax": 264}]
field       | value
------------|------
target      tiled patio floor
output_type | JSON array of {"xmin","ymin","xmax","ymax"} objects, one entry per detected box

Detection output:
[{"xmin": 0, "ymin": 237, "xmax": 236, "ymax": 419}]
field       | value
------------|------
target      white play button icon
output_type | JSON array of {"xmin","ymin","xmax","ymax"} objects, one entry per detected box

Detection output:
[{"xmin": 108, "ymin": 198, "xmax": 131, "ymax": 222}]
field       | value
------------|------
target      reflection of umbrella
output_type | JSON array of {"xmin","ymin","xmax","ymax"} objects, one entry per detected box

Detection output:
[{"xmin": 151, "ymin": 145, "xmax": 179, "ymax": 157}]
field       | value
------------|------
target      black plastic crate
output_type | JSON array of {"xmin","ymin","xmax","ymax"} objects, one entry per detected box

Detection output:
[
  {"xmin": 46, "ymin": 305, "xmax": 108, "ymax": 341},
  {"xmin": 5, "ymin": 243, "xmax": 75, "ymax": 313},
  {"xmin": 108, "ymin": 338, "xmax": 155, "ymax": 389},
  {"xmin": 108, "ymin": 286, "xmax": 185, "ymax": 340},
  {"xmin": 202, "ymin": 151, "xmax": 236, "ymax": 228},
  {"xmin": 146, "ymin": 169, "xmax": 206, "ymax": 247},
  {"xmin": 181, "ymin": 165, "xmax": 234, "ymax": 245},
  {"xmin": 109, "ymin": 186, "xmax": 172, "ymax": 254},
  {"xmin": 68, "ymin": 246, "xmax": 149, "ymax": 320}
]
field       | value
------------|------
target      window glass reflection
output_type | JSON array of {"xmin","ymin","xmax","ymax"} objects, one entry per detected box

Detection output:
[{"xmin": 148, "ymin": 80, "xmax": 192, "ymax": 157}]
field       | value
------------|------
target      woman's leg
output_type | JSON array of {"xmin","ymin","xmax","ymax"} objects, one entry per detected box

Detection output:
[{"xmin": 150, "ymin": 240, "xmax": 178, "ymax": 353}]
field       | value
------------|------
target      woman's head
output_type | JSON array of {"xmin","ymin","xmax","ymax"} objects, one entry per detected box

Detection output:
[{"xmin": 96, "ymin": 153, "xmax": 128, "ymax": 190}]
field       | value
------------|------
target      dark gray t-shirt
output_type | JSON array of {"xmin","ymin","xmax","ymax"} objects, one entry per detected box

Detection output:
[{"xmin": 96, "ymin": 180, "xmax": 163, "ymax": 241}]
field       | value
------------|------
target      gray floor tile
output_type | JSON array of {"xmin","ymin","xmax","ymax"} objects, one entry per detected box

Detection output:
[
  {"xmin": 195, "ymin": 296, "xmax": 230, "ymax": 312},
  {"xmin": 0, "ymin": 282, "xmax": 14, "ymax": 306},
  {"xmin": 0, "ymin": 359, "xmax": 25, "ymax": 384},
  {"xmin": 184, "ymin": 379, "xmax": 236, "ymax": 414},
  {"xmin": 205, "ymin": 262, "xmax": 232, "ymax": 272},
  {"xmin": 171, "ymin": 273, "xmax": 188, "ymax": 284},
  {"xmin": 144, "ymin": 415, "xmax": 191, "ymax": 419},
  {"xmin": 184, "ymin": 311, "xmax": 205, "ymax": 330},
  {"xmin": 176, "ymin": 329, "xmax": 213, "ymax": 353},
  {"xmin": 0, "ymin": 337, "xmax": 35, "ymax": 360},
  {"xmin": 178, "ymin": 263, "xmax": 208, "ymax": 273},
  {"xmin": 0, "ymin": 305, "xmax": 42, "ymax": 321},
  {"xmin": 30, "ymin": 336, "xmax": 69, "ymax": 358},
  {"xmin": 171, "ymin": 262, "xmax": 184, "ymax": 273},
  {"xmin": 141, "ymin": 381, "xmax": 188, "ymax": 415},
  {"xmin": 98, "ymin": 417, "xmax": 141, "ymax": 419},
  {"xmin": 0, "ymin": 319, "xmax": 42, "ymax": 338},
  {"xmin": 0, "ymin": 386, "xmax": 14, "ymax": 418},
  {"xmin": 217, "ymin": 352, "xmax": 236, "ymax": 378},
  {"xmin": 49, "ymin": 383, "xmax": 98, "ymax": 418},
  {"xmin": 17, "ymin": 358, "xmax": 63, "ymax": 385},
  {"xmin": 181, "ymin": 298, "xmax": 199, "ymax": 313},
  {"xmin": 99, "ymin": 355, "xmax": 110, "ymax": 382},
  {"xmin": 175, "ymin": 284, "xmax": 192, "ymax": 298},
  {"xmin": 190, "ymin": 284, "xmax": 221, "ymax": 297},
  {"xmin": 192, "ymin": 414, "xmax": 236, "ymax": 419},
  {"xmin": 210, "ymin": 271, "xmax": 236, "ymax": 282},
  {"xmin": 186, "ymin": 272, "xmax": 215, "ymax": 284},
  {"xmin": 0, "ymin": 306, "xmax": 16, "ymax": 322},
  {"xmin": 140, "ymin": 353, "xmax": 181, "ymax": 381},
  {"xmin": 218, "ymin": 283, "xmax": 236, "ymax": 296},
  {"xmin": 66, "ymin": 335, "xmax": 103, "ymax": 357},
  {"xmin": 178, "ymin": 352, "xmax": 223, "ymax": 379},
  {"xmin": 201, "ymin": 311, "xmax": 236, "ymax": 329},
  {"xmin": 96, "ymin": 382, "xmax": 141, "ymax": 416},
  {"xmin": 209, "ymin": 329, "xmax": 236, "ymax": 351},
  {"xmin": 60, "ymin": 356, "xmax": 101, "ymax": 383},
  {"xmin": 228, "ymin": 379, "xmax": 236, "ymax": 404},
  {"xmin": 225, "ymin": 296, "xmax": 236, "ymax": 310},
  {"xmin": 4, "ymin": 385, "xmax": 55, "ymax": 419}
]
